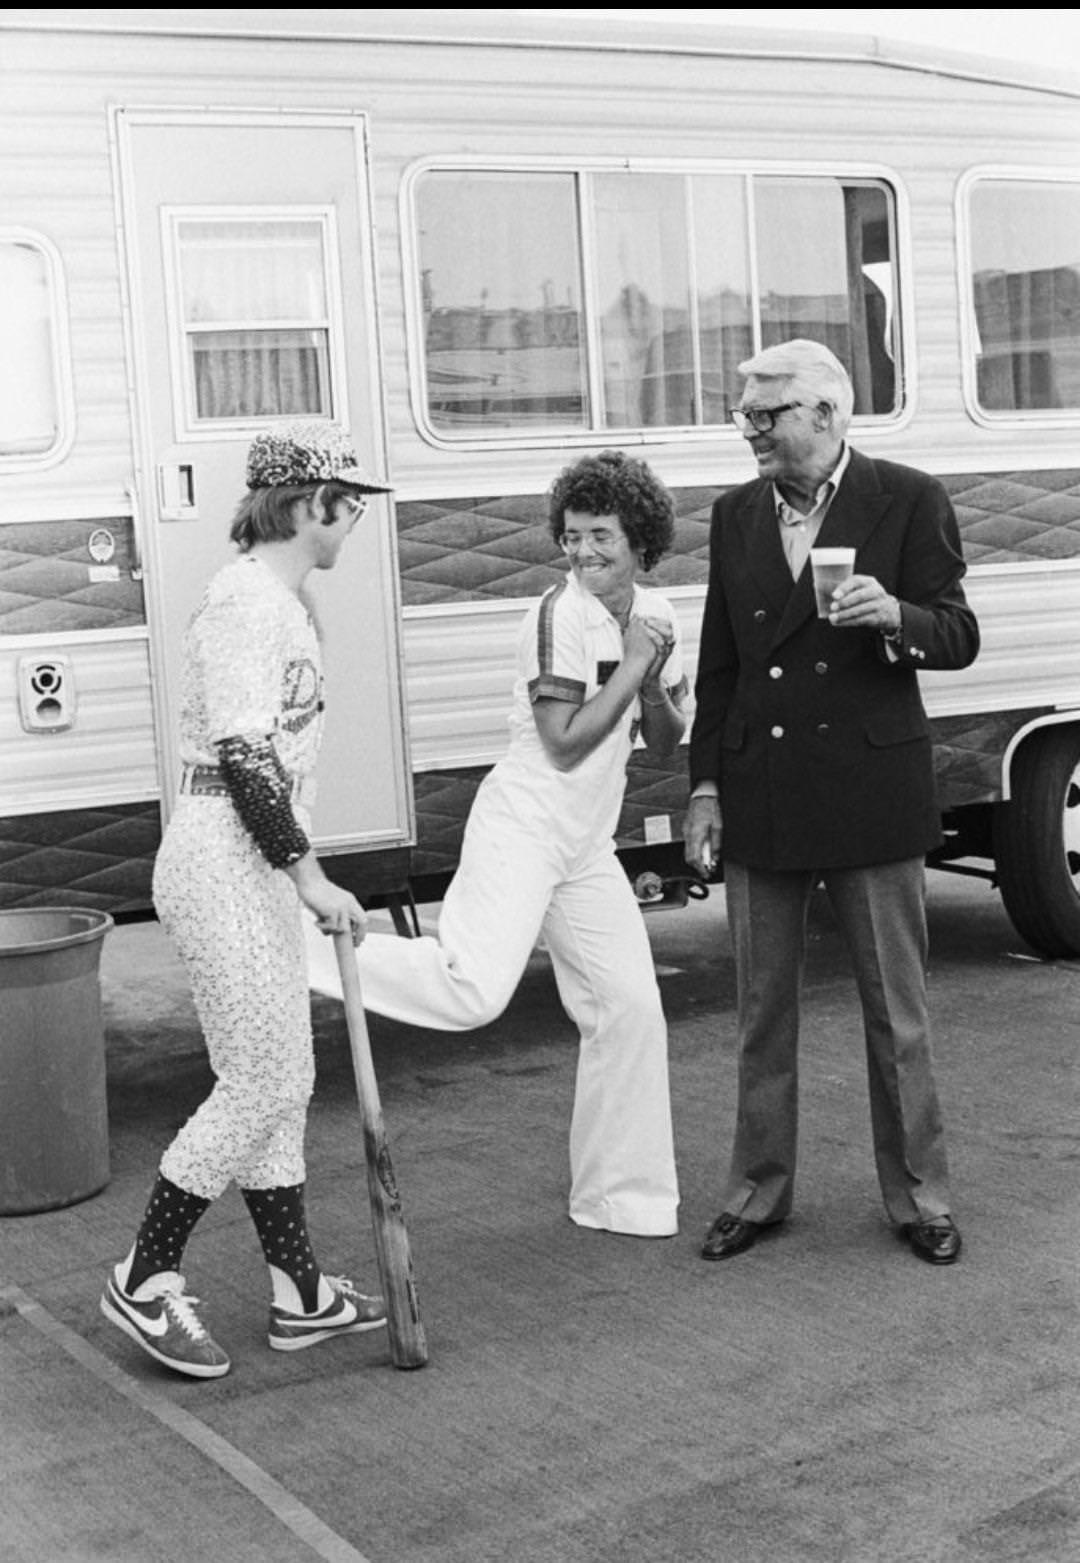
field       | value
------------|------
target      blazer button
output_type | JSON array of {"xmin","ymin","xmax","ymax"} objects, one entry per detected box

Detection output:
[
  {"xmin": 817, "ymin": 723, "xmax": 830, "ymax": 737},
  {"xmin": 769, "ymin": 665, "xmax": 783, "ymax": 679},
  {"xmin": 814, "ymin": 661, "xmax": 828, "ymax": 674},
  {"xmin": 771, "ymin": 725, "xmax": 784, "ymax": 739},
  {"xmin": 754, "ymin": 609, "xmax": 766, "ymax": 623}
]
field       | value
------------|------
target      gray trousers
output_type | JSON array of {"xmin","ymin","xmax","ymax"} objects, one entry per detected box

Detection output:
[{"xmin": 721, "ymin": 857, "xmax": 952, "ymax": 1226}]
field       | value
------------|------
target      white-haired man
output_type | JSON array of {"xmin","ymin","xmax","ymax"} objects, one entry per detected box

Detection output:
[{"xmin": 685, "ymin": 339, "xmax": 979, "ymax": 1267}]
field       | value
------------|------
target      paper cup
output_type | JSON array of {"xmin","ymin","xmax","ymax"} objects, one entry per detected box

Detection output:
[{"xmin": 810, "ymin": 547, "xmax": 856, "ymax": 618}]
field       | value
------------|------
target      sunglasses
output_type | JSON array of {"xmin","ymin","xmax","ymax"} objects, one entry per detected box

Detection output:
[{"xmin": 341, "ymin": 493, "xmax": 371, "ymax": 522}]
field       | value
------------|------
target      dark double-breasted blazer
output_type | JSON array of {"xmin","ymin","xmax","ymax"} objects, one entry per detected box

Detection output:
[{"xmin": 688, "ymin": 448, "xmax": 980, "ymax": 871}]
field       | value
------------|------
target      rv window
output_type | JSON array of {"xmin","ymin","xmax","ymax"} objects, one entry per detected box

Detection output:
[
  {"xmin": 173, "ymin": 217, "xmax": 334, "ymax": 425},
  {"xmin": 0, "ymin": 236, "xmax": 67, "ymax": 460},
  {"xmin": 594, "ymin": 172, "xmax": 696, "ymax": 427},
  {"xmin": 755, "ymin": 179, "xmax": 898, "ymax": 417},
  {"xmin": 417, "ymin": 172, "xmax": 587, "ymax": 431},
  {"xmin": 969, "ymin": 179, "xmax": 1080, "ymax": 414},
  {"xmin": 413, "ymin": 168, "xmax": 900, "ymax": 438},
  {"xmin": 691, "ymin": 176, "xmax": 754, "ymax": 425}
]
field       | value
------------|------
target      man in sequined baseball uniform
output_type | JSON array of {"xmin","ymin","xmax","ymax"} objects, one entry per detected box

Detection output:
[
  {"xmin": 101, "ymin": 423, "xmax": 386, "ymax": 1379},
  {"xmin": 307, "ymin": 450, "xmax": 686, "ymax": 1239}
]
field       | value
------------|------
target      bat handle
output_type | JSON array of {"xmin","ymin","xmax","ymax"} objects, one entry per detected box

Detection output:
[{"xmin": 334, "ymin": 930, "xmax": 381, "ymax": 1110}]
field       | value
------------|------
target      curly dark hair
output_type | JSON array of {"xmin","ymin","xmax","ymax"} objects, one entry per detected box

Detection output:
[{"xmin": 547, "ymin": 450, "xmax": 676, "ymax": 573}]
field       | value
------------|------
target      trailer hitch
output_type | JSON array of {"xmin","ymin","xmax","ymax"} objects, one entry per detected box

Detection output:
[{"xmin": 632, "ymin": 871, "xmax": 710, "ymax": 912}]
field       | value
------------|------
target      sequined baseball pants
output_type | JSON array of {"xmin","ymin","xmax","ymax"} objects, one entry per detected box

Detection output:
[{"xmin": 153, "ymin": 797, "xmax": 314, "ymax": 1199}]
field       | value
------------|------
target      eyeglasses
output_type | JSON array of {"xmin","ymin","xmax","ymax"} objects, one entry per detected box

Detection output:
[
  {"xmin": 561, "ymin": 531, "xmax": 620, "ymax": 553},
  {"xmin": 729, "ymin": 403, "xmax": 805, "ymax": 434}
]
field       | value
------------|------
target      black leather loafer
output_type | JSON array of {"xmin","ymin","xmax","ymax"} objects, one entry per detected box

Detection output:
[
  {"xmin": 701, "ymin": 1212, "xmax": 760, "ymax": 1261},
  {"xmin": 902, "ymin": 1215, "xmax": 962, "ymax": 1266}
]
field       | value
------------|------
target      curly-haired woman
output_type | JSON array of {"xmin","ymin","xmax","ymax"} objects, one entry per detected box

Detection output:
[{"xmin": 308, "ymin": 450, "xmax": 687, "ymax": 1238}]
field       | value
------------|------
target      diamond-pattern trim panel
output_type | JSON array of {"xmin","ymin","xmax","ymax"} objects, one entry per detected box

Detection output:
[
  {"xmin": 6, "ymin": 470, "xmax": 1077, "ymax": 905},
  {"xmin": 408, "ymin": 709, "xmax": 1049, "ymax": 882},
  {"xmin": 0, "ymin": 518, "xmax": 145, "ymax": 633},
  {"xmin": 410, "ymin": 768, "xmax": 490, "ymax": 880},
  {"xmin": 0, "ymin": 803, "xmax": 160, "ymax": 911},
  {"xmin": 396, "ymin": 471, "xmax": 1080, "ymax": 604},
  {"xmin": 940, "ymin": 470, "xmax": 1080, "ymax": 563},
  {"xmin": 396, "ymin": 489, "xmax": 715, "ymax": 605},
  {"xmin": 0, "ymin": 716, "xmax": 1053, "ymax": 910},
  {"xmin": 929, "ymin": 709, "xmax": 1052, "ymax": 809}
]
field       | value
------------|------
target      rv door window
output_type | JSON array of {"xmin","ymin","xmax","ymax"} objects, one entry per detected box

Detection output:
[
  {"xmin": 170, "ymin": 216, "xmax": 335, "ymax": 427},
  {"xmin": 412, "ymin": 167, "xmax": 901, "ymax": 441},
  {"xmin": 968, "ymin": 178, "xmax": 1080, "ymax": 415},
  {"xmin": 0, "ymin": 233, "xmax": 70, "ymax": 462}
]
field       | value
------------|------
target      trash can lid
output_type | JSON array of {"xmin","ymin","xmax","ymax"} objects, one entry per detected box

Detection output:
[{"xmin": 0, "ymin": 908, "xmax": 114, "ymax": 957}]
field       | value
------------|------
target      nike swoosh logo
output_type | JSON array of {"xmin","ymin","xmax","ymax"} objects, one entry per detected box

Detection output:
[
  {"xmin": 115, "ymin": 1293, "xmax": 170, "ymax": 1336},
  {"xmin": 279, "ymin": 1305, "xmax": 356, "ymax": 1330}
]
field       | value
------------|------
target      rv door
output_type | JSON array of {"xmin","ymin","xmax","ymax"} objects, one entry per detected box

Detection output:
[{"xmin": 113, "ymin": 108, "xmax": 411, "ymax": 858}]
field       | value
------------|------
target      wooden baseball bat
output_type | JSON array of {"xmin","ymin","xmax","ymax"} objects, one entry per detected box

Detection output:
[{"xmin": 333, "ymin": 930, "xmax": 428, "ymax": 1369}]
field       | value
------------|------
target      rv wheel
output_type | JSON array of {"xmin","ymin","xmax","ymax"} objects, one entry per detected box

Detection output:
[{"xmin": 993, "ymin": 726, "xmax": 1080, "ymax": 959}]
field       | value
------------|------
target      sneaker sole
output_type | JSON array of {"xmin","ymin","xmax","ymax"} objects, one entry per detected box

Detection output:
[
  {"xmin": 100, "ymin": 1294, "xmax": 231, "ymax": 1379},
  {"xmin": 268, "ymin": 1316, "xmax": 387, "ymax": 1352}
]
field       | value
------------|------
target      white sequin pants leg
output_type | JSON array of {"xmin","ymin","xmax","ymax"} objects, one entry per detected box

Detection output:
[{"xmin": 153, "ymin": 799, "xmax": 314, "ymax": 1200}]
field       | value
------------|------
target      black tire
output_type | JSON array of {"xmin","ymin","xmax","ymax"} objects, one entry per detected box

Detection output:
[{"xmin": 993, "ymin": 725, "xmax": 1080, "ymax": 958}]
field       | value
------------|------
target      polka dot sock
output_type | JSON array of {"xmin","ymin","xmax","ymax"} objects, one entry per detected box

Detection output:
[
  {"xmin": 124, "ymin": 1173, "xmax": 211, "ymax": 1294},
  {"xmin": 241, "ymin": 1183, "xmax": 320, "ymax": 1312}
]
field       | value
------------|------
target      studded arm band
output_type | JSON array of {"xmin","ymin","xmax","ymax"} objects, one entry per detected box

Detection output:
[{"xmin": 216, "ymin": 735, "xmax": 310, "ymax": 869}]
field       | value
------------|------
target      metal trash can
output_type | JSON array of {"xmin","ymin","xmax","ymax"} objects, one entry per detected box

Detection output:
[{"xmin": 0, "ymin": 908, "xmax": 114, "ymax": 1215}]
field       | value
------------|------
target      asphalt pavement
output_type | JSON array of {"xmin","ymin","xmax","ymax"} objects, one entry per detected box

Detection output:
[{"xmin": 1, "ymin": 871, "xmax": 1079, "ymax": 1563}]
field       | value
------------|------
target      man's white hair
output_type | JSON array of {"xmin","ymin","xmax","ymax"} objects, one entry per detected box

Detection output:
[{"xmin": 738, "ymin": 339, "xmax": 854, "ymax": 430}]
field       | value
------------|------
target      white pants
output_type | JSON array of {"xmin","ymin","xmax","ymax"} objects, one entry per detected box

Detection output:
[{"xmin": 306, "ymin": 793, "xmax": 679, "ymax": 1236}]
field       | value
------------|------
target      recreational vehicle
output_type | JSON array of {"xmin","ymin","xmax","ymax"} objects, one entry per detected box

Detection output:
[{"xmin": 3, "ymin": 9, "xmax": 1080, "ymax": 955}]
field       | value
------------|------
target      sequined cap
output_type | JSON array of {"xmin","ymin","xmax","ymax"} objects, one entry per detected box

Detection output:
[{"xmin": 245, "ymin": 422, "xmax": 392, "ymax": 493}]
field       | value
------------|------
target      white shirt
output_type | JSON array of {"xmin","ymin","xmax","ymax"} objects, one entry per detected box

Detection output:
[
  {"xmin": 774, "ymin": 443, "xmax": 852, "ymax": 578},
  {"xmin": 490, "ymin": 570, "xmax": 686, "ymax": 850}
]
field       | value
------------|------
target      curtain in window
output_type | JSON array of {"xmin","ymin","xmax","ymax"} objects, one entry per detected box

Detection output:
[
  {"xmin": 843, "ymin": 187, "xmax": 895, "ymax": 416},
  {"xmin": 191, "ymin": 330, "xmax": 326, "ymax": 420}
]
